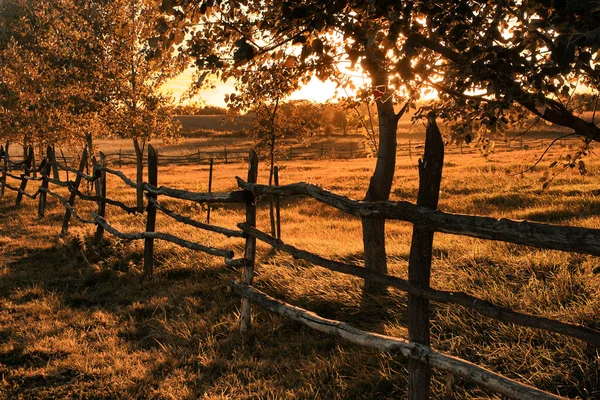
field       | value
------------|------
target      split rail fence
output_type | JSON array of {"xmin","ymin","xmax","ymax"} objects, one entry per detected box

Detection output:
[
  {"xmin": 0, "ymin": 135, "xmax": 598, "ymax": 400},
  {"xmin": 3, "ymin": 135, "xmax": 578, "ymax": 167}
]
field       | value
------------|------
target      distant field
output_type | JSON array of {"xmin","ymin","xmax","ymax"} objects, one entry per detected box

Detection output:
[
  {"xmin": 174, "ymin": 114, "xmax": 254, "ymax": 134},
  {"xmin": 0, "ymin": 146, "xmax": 598, "ymax": 398}
]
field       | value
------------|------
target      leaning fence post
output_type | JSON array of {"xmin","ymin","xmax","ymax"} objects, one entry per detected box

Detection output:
[
  {"xmin": 407, "ymin": 113, "xmax": 444, "ymax": 400},
  {"xmin": 1, "ymin": 141, "xmax": 9, "ymax": 197},
  {"xmin": 94, "ymin": 152, "xmax": 107, "ymax": 244},
  {"xmin": 15, "ymin": 146, "xmax": 34, "ymax": 207},
  {"xmin": 61, "ymin": 147, "xmax": 88, "ymax": 235},
  {"xmin": 143, "ymin": 145, "xmax": 158, "ymax": 281},
  {"xmin": 207, "ymin": 158, "xmax": 213, "ymax": 224},
  {"xmin": 38, "ymin": 146, "xmax": 52, "ymax": 219},
  {"xmin": 240, "ymin": 150, "xmax": 259, "ymax": 334},
  {"xmin": 274, "ymin": 165, "xmax": 281, "ymax": 239}
]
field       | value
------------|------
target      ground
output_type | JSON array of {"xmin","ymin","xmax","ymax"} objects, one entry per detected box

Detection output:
[{"xmin": 0, "ymin": 140, "xmax": 599, "ymax": 399}]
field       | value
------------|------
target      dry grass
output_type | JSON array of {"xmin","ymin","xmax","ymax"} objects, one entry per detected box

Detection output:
[{"xmin": 1, "ymin": 145, "xmax": 599, "ymax": 399}]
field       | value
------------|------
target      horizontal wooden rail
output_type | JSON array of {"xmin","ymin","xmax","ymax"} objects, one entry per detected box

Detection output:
[
  {"xmin": 239, "ymin": 223, "xmax": 600, "ymax": 347},
  {"xmin": 150, "ymin": 198, "xmax": 245, "ymax": 238},
  {"xmin": 55, "ymin": 161, "xmax": 97, "ymax": 181},
  {"xmin": 69, "ymin": 187, "xmax": 141, "ymax": 214},
  {"xmin": 93, "ymin": 214, "xmax": 234, "ymax": 258},
  {"xmin": 231, "ymin": 282, "xmax": 563, "ymax": 400},
  {"xmin": 102, "ymin": 166, "xmax": 138, "ymax": 188},
  {"xmin": 236, "ymin": 179, "xmax": 600, "ymax": 256},
  {"xmin": 42, "ymin": 188, "xmax": 96, "ymax": 224},
  {"xmin": 144, "ymin": 183, "xmax": 246, "ymax": 204},
  {"xmin": 4, "ymin": 182, "xmax": 40, "ymax": 199}
]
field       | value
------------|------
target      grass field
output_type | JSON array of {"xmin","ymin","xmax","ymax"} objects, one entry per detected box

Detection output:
[{"xmin": 0, "ymin": 144, "xmax": 599, "ymax": 399}]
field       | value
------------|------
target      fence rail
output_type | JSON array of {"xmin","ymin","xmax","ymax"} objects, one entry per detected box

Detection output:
[
  {"xmin": 0, "ymin": 138, "xmax": 596, "ymax": 399},
  {"xmin": 0, "ymin": 136, "xmax": 581, "ymax": 168}
]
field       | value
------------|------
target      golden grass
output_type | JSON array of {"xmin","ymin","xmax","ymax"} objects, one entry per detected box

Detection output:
[{"xmin": 0, "ymin": 146, "xmax": 599, "ymax": 399}]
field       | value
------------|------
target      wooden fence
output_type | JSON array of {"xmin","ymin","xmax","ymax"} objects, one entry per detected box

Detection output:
[
  {"xmin": 0, "ymin": 135, "xmax": 579, "ymax": 168},
  {"xmin": 0, "ymin": 137, "xmax": 598, "ymax": 400}
]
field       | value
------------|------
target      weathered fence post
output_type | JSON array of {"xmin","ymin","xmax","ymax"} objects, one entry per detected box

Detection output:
[
  {"xmin": 197, "ymin": 148, "xmax": 201, "ymax": 163},
  {"xmin": 274, "ymin": 165, "xmax": 281, "ymax": 239},
  {"xmin": 38, "ymin": 146, "xmax": 52, "ymax": 219},
  {"xmin": 60, "ymin": 149, "xmax": 69, "ymax": 181},
  {"xmin": 240, "ymin": 150, "xmax": 259, "ymax": 334},
  {"xmin": 50, "ymin": 145, "xmax": 59, "ymax": 179},
  {"xmin": 207, "ymin": 158, "xmax": 213, "ymax": 224},
  {"xmin": 15, "ymin": 146, "xmax": 34, "ymax": 207},
  {"xmin": 1, "ymin": 141, "xmax": 9, "ymax": 197},
  {"xmin": 94, "ymin": 152, "xmax": 107, "ymax": 244},
  {"xmin": 143, "ymin": 145, "xmax": 158, "ymax": 280},
  {"xmin": 289, "ymin": 145, "xmax": 293, "ymax": 161},
  {"xmin": 62, "ymin": 147, "xmax": 88, "ymax": 235},
  {"xmin": 407, "ymin": 113, "xmax": 444, "ymax": 400},
  {"xmin": 224, "ymin": 147, "xmax": 228, "ymax": 164}
]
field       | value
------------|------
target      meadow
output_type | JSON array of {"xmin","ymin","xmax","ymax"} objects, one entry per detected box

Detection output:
[{"xmin": 0, "ymin": 139, "xmax": 599, "ymax": 399}]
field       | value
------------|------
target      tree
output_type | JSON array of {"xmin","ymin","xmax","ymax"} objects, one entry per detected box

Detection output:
[
  {"xmin": 0, "ymin": 0, "xmax": 110, "ymax": 155},
  {"xmin": 158, "ymin": 1, "xmax": 417, "ymax": 292},
  {"xmin": 101, "ymin": 0, "xmax": 184, "ymax": 208}
]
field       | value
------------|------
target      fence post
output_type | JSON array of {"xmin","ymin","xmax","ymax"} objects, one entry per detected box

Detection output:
[
  {"xmin": 207, "ymin": 158, "xmax": 213, "ymax": 224},
  {"xmin": 320, "ymin": 143, "xmax": 324, "ymax": 158},
  {"xmin": 1, "ymin": 141, "xmax": 9, "ymax": 197},
  {"xmin": 224, "ymin": 147, "xmax": 228, "ymax": 164},
  {"xmin": 289, "ymin": 145, "xmax": 293, "ymax": 161},
  {"xmin": 143, "ymin": 145, "xmax": 158, "ymax": 281},
  {"xmin": 240, "ymin": 150, "xmax": 259, "ymax": 334},
  {"xmin": 62, "ymin": 147, "xmax": 88, "ymax": 235},
  {"xmin": 50, "ymin": 145, "xmax": 59, "ymax": 179},
  {"xmin": 197, "ymin": 148, "xmax": 201, "ymax": 163},
  {"xmin": 15, "ymin": 146, "xmax": 33, "ymax": 207},
  {"xmin": 274, "ymin": 165, "xmax": 281, "ymax": 239},
  {"xmin": 350, "ymin": 143, "xmax": 354, "ymax": 159},
  {"xmin": 38, "ymin": 146, "xmax": 52, "ymax": 219},
  {"xmin": 94, "ymin": 152, "xmax": 107, "ymax": 244},
  {"xmin": 407, "ymin": 114, "xmax": 444, "ymax": 400}
]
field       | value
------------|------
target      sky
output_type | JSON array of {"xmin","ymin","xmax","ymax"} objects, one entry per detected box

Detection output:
[{"xmin": 162, "ymin": 67, "xmax": 340, "ymax": 107}]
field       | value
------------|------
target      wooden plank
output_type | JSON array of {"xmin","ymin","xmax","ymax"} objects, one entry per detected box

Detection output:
[
  {"xmin": 143, "ymin": 145, "xmax": 158, "ymax": 280},
  {"xmin": 231, "ymin": 282, "xmax": 564, "ymax": 400},
  {"xmin": 93, "ymin": 214, "xmax": 233, "ymax": 258},
  {"xmin": 240, "ymin": 150, "xmax": 259, "ymax": 334},
  {"xmin": 274, "ymin": 165, "xmax": 281, "ymax": 239},
  {"xmin": 94, "ymin": 152, "xmax": 107, "ymax": 244},
  {"xmin": 207, "ymin": 158, "xmax": 213, "ymax": 223},
  {"xmin": 38, "ymin": 146, "xmax": 52, "ymax": 219},
  {"xmin": 150, "ymin": 198, "xmax": 244, "ymax": 238},
  {"xmin": 61, "ymin": 147, "xmax": 88, "ymax": 235},
  {"xmin": 236, "ymin": 179, "xmax": 600, "ymax": 256},
  {"xmin": 15, "ymin": 147, "xmax": 34, "ymax": 207},
  {"xmin": 1, "ymin": 141, "xmax": 9, "ymax": 197},
  {"xmin": 238, "ymin": 223, "xmax": 600, "ymax": 347},
  {"xmin": 408, "ymin": 115, "xmax": 445, "ymax": 399}
]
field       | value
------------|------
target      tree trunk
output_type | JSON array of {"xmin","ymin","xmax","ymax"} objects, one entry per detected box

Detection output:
[
  {"xmin": 362, "ymin": 85, "xmax": 398, "ymax": 292},
  {"xmin": 133, "ymin": 138, "xmax": 145, "ymax": 209}
]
